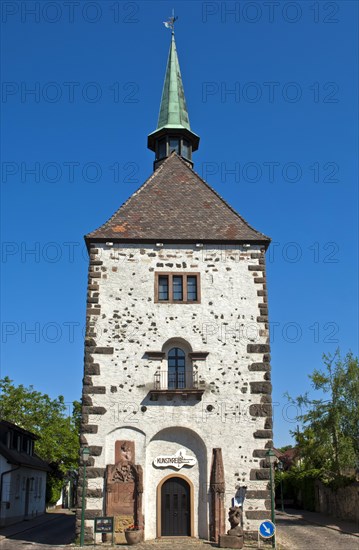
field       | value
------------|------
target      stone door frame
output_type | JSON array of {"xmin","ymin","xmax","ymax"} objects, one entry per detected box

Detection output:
[{"xmin": 156, "ymin": 473, "xmax": 195, "ymax": 538}]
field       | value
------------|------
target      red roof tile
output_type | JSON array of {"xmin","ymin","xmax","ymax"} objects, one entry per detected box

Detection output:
[{"xmin": 86, "ymin": 153, "xmax": 270, "ymax": 245}]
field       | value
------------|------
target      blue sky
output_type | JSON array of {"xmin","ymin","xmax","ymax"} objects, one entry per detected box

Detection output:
[{"xmin": 1, "ymin": 0, "xmax": 358, "ymax": 446}]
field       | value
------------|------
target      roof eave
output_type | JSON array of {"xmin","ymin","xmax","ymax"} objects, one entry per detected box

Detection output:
[{"xmin": 84, "ymin": 236, "xmax": 271, "ymax": 250}]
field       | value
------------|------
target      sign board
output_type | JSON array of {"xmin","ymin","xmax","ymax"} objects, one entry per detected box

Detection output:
[
  {"xmin": 258, "ymin": 520, "xmax": 275, "ymax": 539},
  {"xmin": 94, "ymin": 516, "xmax": 114, "ymax": 533},
  {"xmin": 153, "ymin": 448, "xmax": 197, "ymax": 469}
]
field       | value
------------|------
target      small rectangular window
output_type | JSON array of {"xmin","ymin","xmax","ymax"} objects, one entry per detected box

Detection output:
[
  {"xmin": 12, "ymin": 432, "xmax": 19, "ymax": 450},
  {"xmin": 15, "ymin": 475, "xmax": 20, "ymax": 498},
  {"xmin": 155, "ymin": 273, "xmax": 200, "ymax": 303},
  {"xmin": 169, "ymin": 138, "xmax": 179, "ymax": 154},
  {"xmin": 181, "ymin": 140, "xmax": 190, "ymax": 159},
  {"xmin": 187, "ymin": 276, "xmax": 197, "ymax": 301},
  {"xmin": 158, "ymin": 139, "xmax": 166, "ymax": 159},
  {"xmin": 158, "ymin": 275, "xmax": 169, "ymax": 301},
  {"xmin": 173, "ymin": 276, "xmax": 183, "ymax": 301}
]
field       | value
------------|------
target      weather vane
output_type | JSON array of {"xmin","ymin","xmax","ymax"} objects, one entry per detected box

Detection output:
[{"xmin": 163, "ymin": 9, "xmax": 178, "ymax": 34}]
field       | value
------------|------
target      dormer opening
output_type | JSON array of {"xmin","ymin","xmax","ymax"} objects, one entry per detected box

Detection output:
[{"xmin": 155, "ymin": 136, "xmax": 193, "ymax": 163}]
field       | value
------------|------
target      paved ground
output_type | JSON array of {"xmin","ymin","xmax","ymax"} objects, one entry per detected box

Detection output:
[
  {"xmin": 0, "ymin": 508, "xmax": 358, "ymax": 549},
  {"xmin": 0, "ymin": 510, "xmax": 75, "ymax": 549},
  {"xmin": 276, "ymin": 508, "xmax": 359, "ymax": 550}
]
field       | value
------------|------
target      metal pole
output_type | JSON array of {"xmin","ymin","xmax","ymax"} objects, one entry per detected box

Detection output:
[
  {"xmin": 269, "ymin": 461, "xmax": 275, "ymax": 548},
  {"xmin": 80, "ymin": 460, "xmax": 87, "ymax": 546}
]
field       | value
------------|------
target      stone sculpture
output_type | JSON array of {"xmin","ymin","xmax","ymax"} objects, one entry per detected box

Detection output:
[
  {"xmin": 227, "ymin": 506, "xmax": 243, "ymax": 535},
  {"xmin": 218, "ymin": 506, "xmax": 244, "ymax": 549}
]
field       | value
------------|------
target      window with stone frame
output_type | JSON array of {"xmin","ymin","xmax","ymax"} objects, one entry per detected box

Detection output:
[{"xmin": 155, "ymin": 273, "xmax": 200, "ymax": 303}]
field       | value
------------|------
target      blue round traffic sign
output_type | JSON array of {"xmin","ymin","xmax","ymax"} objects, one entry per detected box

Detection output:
[{"xmin": 259, "ymin": 520, "xmax": 275, "ymax": 538}]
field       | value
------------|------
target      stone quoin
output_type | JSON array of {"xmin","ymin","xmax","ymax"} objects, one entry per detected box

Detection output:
[{"xmin": 77, "ymin": 19, "xmax": 273, "ymax": 544}]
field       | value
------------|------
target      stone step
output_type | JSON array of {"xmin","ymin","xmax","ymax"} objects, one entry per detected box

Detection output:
[
  {"xmin": 153, "ymin": 537, "xmax": 207, "ymax": 545},
  {"xmin": 153, "ymin": 537, "xmax": 210, "ymax": 547}
]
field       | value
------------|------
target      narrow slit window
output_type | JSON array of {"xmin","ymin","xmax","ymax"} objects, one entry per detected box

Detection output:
[
  {"xmin": 169, "ymin": 138, "xmax": 179, "ymax": 154},
  {"xmin": 187, "ymin": 276, "xmax": 197, "ymax": 301},
  {"xmin": 181, "ymin": 140, "xmax": 190, "ymax": 159},
  {"xmin": 158, "ymin": 138, "xmax": 166, "ymax": 159},
  {"xmin": 173, "ymin": 276, "xmax": 183, "ymax": 301},
  {"xmin": 159, "ymin": 275, "xmax": 169, "ymax": 301}
]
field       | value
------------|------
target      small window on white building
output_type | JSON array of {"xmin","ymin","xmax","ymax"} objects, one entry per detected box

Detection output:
[
  {"xmin": 155, "ymin": 273, "xmax": 200, "ymax": 303},
  {"xmin": 15, "ymin": 475, "xmax": 20, "ymax": 499}
]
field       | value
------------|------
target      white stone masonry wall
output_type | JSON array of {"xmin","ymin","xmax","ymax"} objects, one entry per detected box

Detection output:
[{"xmin": 79, "ymin": 243, "xmax": 272, "ymax": 541}]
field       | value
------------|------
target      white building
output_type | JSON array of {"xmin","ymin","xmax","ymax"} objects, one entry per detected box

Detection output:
[
  {"xmin": 78, "ymin": 30, "xmax": 273, "ymax": 544},
  {"xmin": 0, "ymin": 421, "xmax": 49, "ymax": 527}
]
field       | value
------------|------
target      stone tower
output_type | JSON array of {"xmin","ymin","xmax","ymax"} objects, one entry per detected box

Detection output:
[{"xmin": 77, "ymin": 28, "xmax": 273, "ymax": 544}]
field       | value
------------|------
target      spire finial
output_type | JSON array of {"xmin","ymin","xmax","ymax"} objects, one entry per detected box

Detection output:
[{"xmin": 163, "ymin": 9, "xmax": 178, "ymax": 35}]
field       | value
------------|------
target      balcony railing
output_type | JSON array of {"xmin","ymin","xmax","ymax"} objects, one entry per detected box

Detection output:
[
  {"xmin": 150, "ymin": 370, "xmax": 204, "ymax": 401},
  {"xmin": 154, "ymin": 370, "xmax": 199, "ymax": 390}
]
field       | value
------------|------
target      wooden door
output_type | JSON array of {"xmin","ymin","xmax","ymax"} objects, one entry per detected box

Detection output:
[{"xmin": 161, "ymin": 477, "xmax": 190, "ymax": 536}]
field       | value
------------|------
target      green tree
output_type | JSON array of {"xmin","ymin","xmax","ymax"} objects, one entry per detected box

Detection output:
[
  {"xmin": 286, "ymin": 350, "xmax": 359, "ymax": 476},
  {"xmin": 0, "ymin": 377, "xmax": 80, "ymax": 504}
]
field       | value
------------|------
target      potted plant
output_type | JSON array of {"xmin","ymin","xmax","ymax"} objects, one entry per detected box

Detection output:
[{"xmin": 124, "ymin": 524, "xmax": 143, "ymax": 545}]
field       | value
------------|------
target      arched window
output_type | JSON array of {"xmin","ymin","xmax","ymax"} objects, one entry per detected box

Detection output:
[{"xmin": 168, "ymin": 348, "xmax": 185, "ymax": 389}]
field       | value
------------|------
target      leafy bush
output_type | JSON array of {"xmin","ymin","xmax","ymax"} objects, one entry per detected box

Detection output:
[{"xmin": 275, "ymin": 468, "xmax": 322, "ymax": 511}]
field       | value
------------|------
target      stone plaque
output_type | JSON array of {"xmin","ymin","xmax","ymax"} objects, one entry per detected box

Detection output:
[
  {"xmin": 105, "ymin": 440, "xmax": 143, "ymax": 533},
  {"xmin": 106, "ymin": 463, "xmax": 136, "ymax": 516}
]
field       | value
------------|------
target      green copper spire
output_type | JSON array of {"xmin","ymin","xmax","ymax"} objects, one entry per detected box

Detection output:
[
  {"xmin": 148, "ymin": 24, "xmax": 199, "ymax": 167},
  {"xmin": 156, "ymin": 32, "xmax": 191, "ymax": 132}
]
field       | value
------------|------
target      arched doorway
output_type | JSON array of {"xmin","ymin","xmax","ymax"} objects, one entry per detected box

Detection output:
[
  {"xmin": 160, "ymin": 476, "xmax": 191, "ymax": 536},
  {"xmin": 149, "ymin": 427, "xmax": 207, "ymax": 540}
]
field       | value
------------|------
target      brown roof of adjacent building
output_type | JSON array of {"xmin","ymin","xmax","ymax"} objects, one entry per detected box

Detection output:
[
  {"xmin": 0, "ymin": 420, "xmax": 39, "ymax": 439},
  {"xmin": 0, "ymin": 421, "xmax": 51, "ymax": 472},
  {"xmin": 0, "ymin": 441, "xmax": 52, "ymax": 471},
  {"xmin": 86, "ymin": 153, "xmax": 270, "ymax": 245}
]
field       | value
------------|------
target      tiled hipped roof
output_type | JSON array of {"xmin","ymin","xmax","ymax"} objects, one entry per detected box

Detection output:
[{"xmin": 86, "ymin": 153, "xmax": 270, "ymax": 245}]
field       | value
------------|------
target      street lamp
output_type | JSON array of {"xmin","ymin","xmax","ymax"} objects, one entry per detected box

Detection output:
[
  {"xmin": 277, "ymin": 461, "xmax": 284, "ymax": 512},
  {"xmin": 80, "ymin": 447, "xmax": 90, "ymax": 547},
  {"xmin": 266, "ymin": 448, "xmax": 276, "ymax": 548}
]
